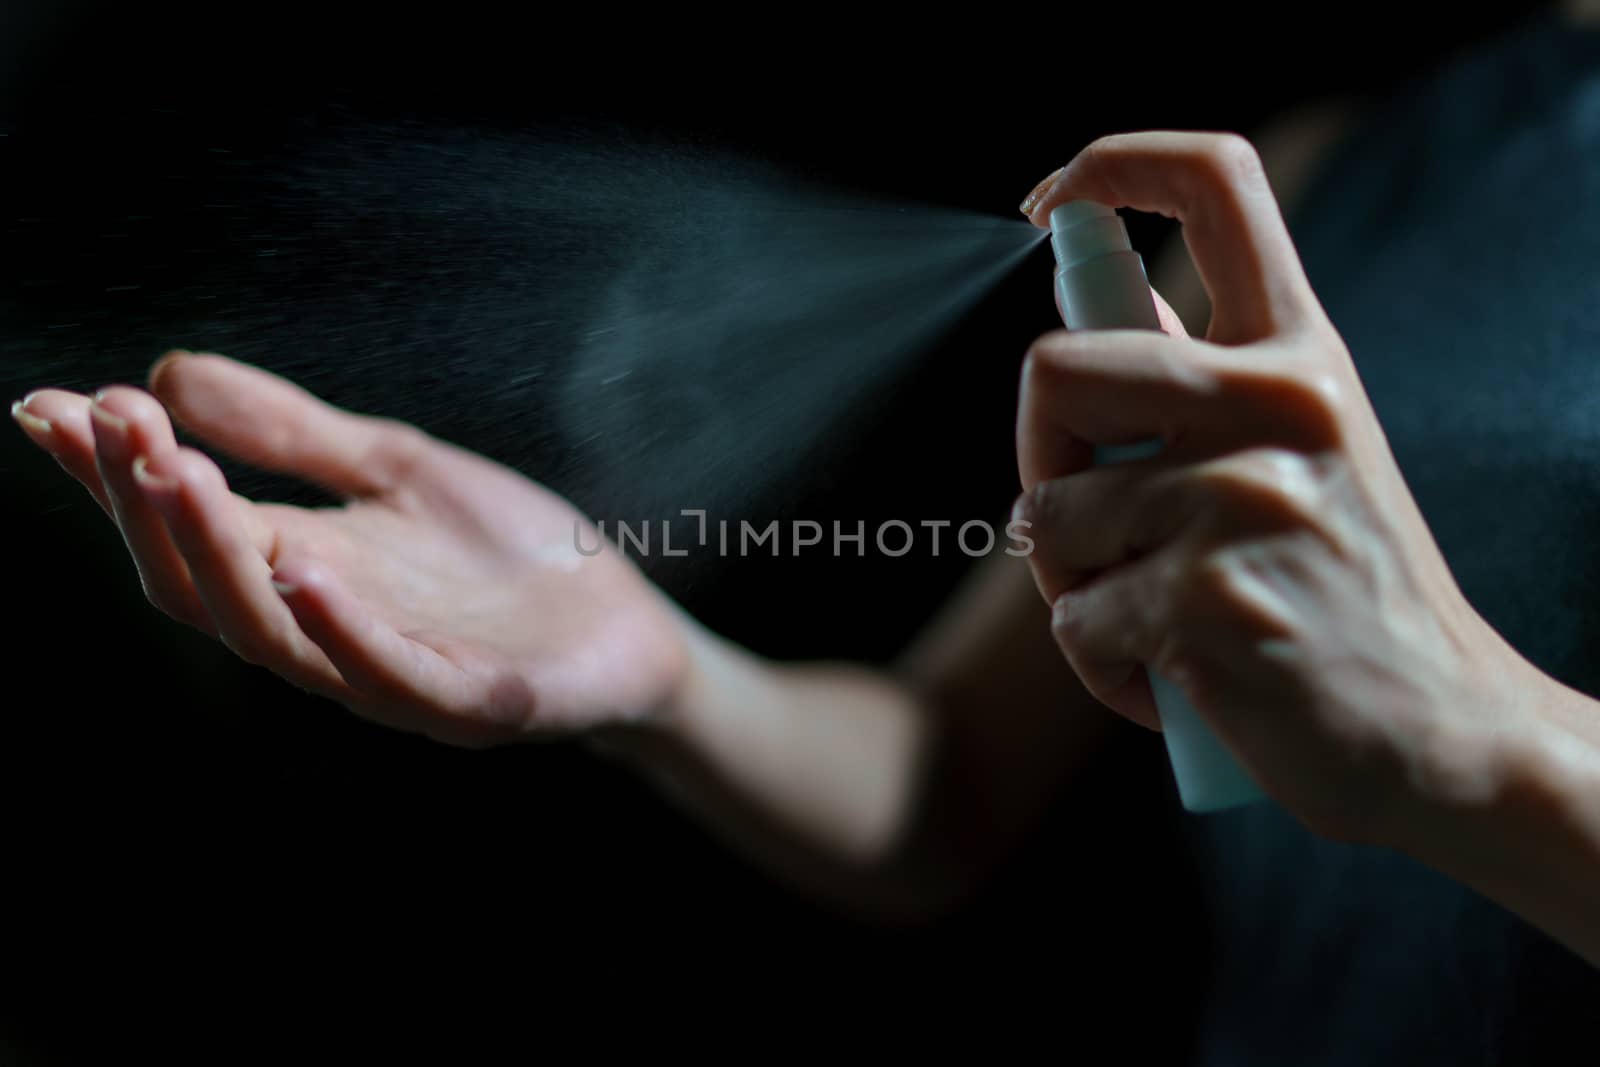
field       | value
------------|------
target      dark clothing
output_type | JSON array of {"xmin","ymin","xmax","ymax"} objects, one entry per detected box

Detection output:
[{"xmin": 1188, "ymin": 13, "xmax": 1600, "ymax": 1064}]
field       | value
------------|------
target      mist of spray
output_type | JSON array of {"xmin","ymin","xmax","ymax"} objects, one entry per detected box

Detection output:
[
  {"xmin": 560, "ymin": 181, "xmax": 1045, "ymax": 522},
  {"xmin": 3, "ymin": 112, "xmax": 1046, "ymax": 556}
]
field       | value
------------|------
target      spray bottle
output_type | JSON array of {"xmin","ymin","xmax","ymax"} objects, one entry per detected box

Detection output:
[{"xmin": 1049, "ymin": 200, "xmax": 1263, "ymax": 813}]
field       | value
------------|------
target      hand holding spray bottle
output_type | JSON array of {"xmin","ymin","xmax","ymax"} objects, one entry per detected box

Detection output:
[{"xmin": 1048, "ymin": 200, "xmax": 1263, "ymax": 813}]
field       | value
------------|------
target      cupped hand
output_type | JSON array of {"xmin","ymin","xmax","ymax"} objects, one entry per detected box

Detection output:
[
  {"xmin": 11, "ymin": 352, "xmax": 688, "ymax": 746},
  {"xmin": 1013, "ymin": 132, "xmax": 1544, "ymax": 843}
]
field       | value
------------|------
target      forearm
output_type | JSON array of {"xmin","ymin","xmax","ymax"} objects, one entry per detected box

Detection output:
[
  {"xmin": 1398, "ymin": 653, "xmax": 1600, "ymax": 966},
  {"xmin": 590, "ymin": 619, "xmax": 944, "ymax": 919},
  {"xmin": 589, "ymin": 552, "xmax": 1114, "ymax": 921}
]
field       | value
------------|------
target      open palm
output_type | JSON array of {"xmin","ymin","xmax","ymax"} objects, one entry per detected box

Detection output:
[{"xmin": 12, "ymin": 352, "xmax": 688, "ymax": 746}]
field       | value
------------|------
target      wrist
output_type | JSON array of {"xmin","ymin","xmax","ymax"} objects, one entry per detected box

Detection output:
[
  {"xmin": 1393, "ymin": 643, "xmax": 1598, "ymax": 888},
  {"xmin": 1371, "ymin": 613, "xmax": 1600, "ymax": 964},
  {"xmin": 583, "ymin": 611, "xmax": 744, "ymax": 765}
]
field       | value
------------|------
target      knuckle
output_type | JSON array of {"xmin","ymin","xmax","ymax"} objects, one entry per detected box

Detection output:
[
  {"xmin": 1187, "ymin": 553, "xmax": 1240, "ymax": 609},
  {"xmin": 1205, "ymin": 448, "xmax": 1323, "ymax": 525},
  {"xmin": 1081, "ymin": 134, "xmax": 1131, "ymax": 177},
  {"xmin": 1015, "ymin": 481, "xmax": 1057, "ymax": 530},
  {"xmin": 1202, "ymin": 132, "xmax": 1267, "ymax": 191},
  {"xmin": 378, "ymin": 419, "xmax": 430, "ymax": 453},
  {"xmin": 1273, "ymin": 365, "xmax": 1349, "ymax": 446},
  {"xmin": 1050, "ymin": 599, "xmax": 1115, "ymax": 693},
  {"xmin": 1292, "ymin": 367, "xmax": 1345, "ymax": 418},
  {"xmin": 1173, "ymin": 550, "xmax": 1261, "ymax": 631},
  {"xmin": 1049, "ymin": 595, "xmax": 1084, "ymax": 648},
  {"xmin": 366, "ymin": 419, "xmax": 435, "ymax": 484}
]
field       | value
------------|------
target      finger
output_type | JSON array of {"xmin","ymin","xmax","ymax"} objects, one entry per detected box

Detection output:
[
  {"xmin": 1025, "ymin": 131, "xmax": 1320, "ymax": 344},
  {"xmin": 1050, "ymin": 585, "xmax": 1161, "ymax": 730},
  {"xmin": 1021, "ymin": 444, "xmax": 1336, "ymax": 603},
  {"xmin": 148, "ymin": 350, "xmax": 426, "ymax": 499},
  {"xmin": 1017, "ymin": 328, "xmax": 1212, "ymax": 489},
  {"xmin": 88, "ymin": 387, "xmax": 215, "ymax": 629},
  {"xmin": 1048, "ymin": 543, "xmax": 1195, "ymax": 730},
  {"xmin": 1016, "ymin": 329, "xmax": 1341, "ymax": 489},
  {"xmin": 269, "ymin": 557, "xmax": 490, "ymax": 740},
  {"xmin": 11, "ymin": 390, "xmax": 114, "ymax": 516},
  {"xmin": 136, "ymin": 446, "xmax": 346, "ymax": 697},
  {"xmin": 1050, "ymin": 535, "xmax": 1307, "ymax": 733},
  {"xmin": 1014, "ymin": 456, "xmax": 1189, "ymax": 604}
]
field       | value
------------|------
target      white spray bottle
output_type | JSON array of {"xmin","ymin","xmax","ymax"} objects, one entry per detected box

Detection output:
[{"xmin": 1049, "ymin": 200, "xmax": 1263, "ymax": 813}]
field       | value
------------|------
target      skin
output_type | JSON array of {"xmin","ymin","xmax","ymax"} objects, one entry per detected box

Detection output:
[
  {"xmin": 11, "ymin": 352, "xmax": 1094, "ymax": 919},
  {"xmin": 14, "ymin": 360, "xmax": 686, "ymax": 747},
  {"xmin": 12, "ymin": 128, "xmax": 1600, "ymax": 958},
  {"xmin": 1016, "ymin": 132, "xmax": 1600, "ymax": 961}
]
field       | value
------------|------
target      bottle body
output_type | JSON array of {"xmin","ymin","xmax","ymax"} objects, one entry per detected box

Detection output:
[
  {"xmin": 1049, "ymin": 202, "xmax": 1264, "ymax": 814},
  {"xmin": 1056, "ymin": 249, "xmax": 1162, "ymax": 331}
]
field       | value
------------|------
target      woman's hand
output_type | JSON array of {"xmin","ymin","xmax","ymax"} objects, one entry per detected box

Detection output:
[
  {"xmin": 1013, "ymin": 132, "xmax": 1563, "ymax": 847},
  {"xmin": 8, "ymin": 353, "xmax": 949, "ymax": 906},
  {"xmin": 11, "ymin": 352, "xmax": 688, "ymax": 747}
]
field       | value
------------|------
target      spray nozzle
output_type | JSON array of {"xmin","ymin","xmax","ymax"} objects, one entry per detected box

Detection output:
[
  {"xmin": 1046, "ymin": 200, "xmax": 1159, "ymax": 333},
  {"xmin": 1049, "ymin": 201, "xmax": 1134, "ymax": 272}
]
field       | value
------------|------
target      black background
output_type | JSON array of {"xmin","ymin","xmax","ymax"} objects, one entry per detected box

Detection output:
[{"xmin": 0, "ymin": 4, "xmax": 1542, "ymax": 1060}]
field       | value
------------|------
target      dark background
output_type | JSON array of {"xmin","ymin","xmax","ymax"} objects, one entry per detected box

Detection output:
[{"xmin": 0, "ymin": 4, "xmax": 1543, "ymax": 1059}]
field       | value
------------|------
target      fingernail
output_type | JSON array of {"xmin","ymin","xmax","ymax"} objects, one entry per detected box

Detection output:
[
  {"xmin": 271, "ymin": 579, "xmax": 298, "ymax": 597},
  {"xmin": 131, "ymin": 455, "xmax": 179, "ymax": 492},
  {"xmin": 1019, "ymin": 167, "xmax": 1064, "ymax": 216},
  {"xmin": 10, "ymin": 398, "xmax": 52, "ymax": 435},
  {"xmin": 88, "ymin": 397, "xmax": 128, "ymax": 433}
]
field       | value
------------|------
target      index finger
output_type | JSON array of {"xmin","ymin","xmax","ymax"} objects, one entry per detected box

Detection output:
[
  {"xmin": 1016, "ymin": 328, "xmax": 1342, "ymax": 491},
  {"xmin": 149, "ymin": 351, "xmax": 427, "ymax": 500},
  {"xmin": 1027, "ymin": 131, "xmax": 1320, "ymax": 345}
]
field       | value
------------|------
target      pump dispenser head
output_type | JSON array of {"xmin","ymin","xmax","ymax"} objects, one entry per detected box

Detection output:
[
  {"xmin": 1049, "ymin": 200, "xmax": 1129, "ymax": 266},
  {"xmin": 1048, "ymin": 201, "xmax": 1162, "ymax": 333}
]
